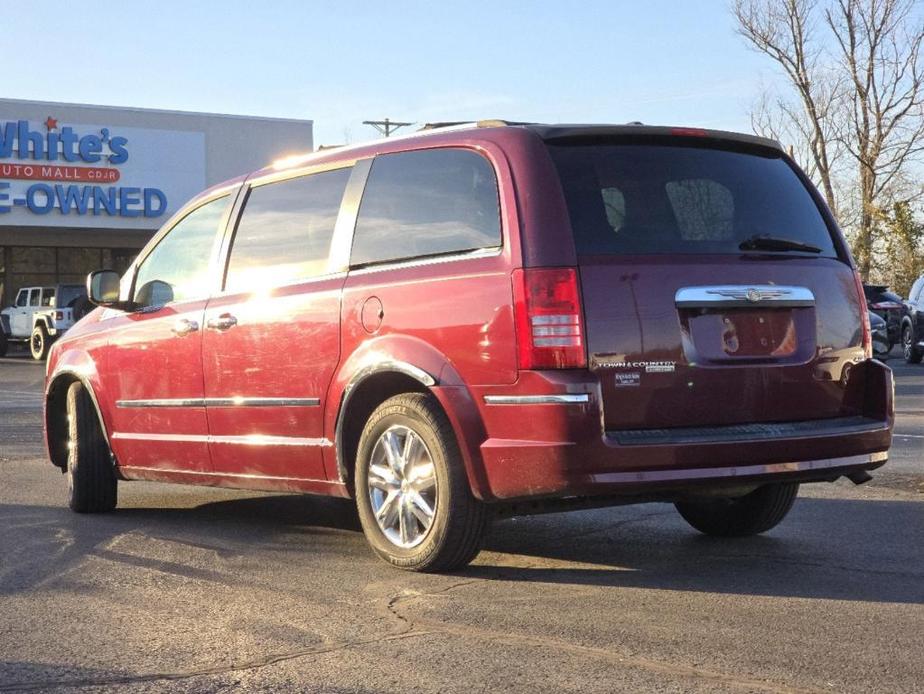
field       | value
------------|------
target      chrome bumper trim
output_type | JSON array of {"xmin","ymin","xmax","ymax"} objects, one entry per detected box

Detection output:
[
  {"xmin": 589, "ymin": 452, "xmax": 888, "ymax": 485},
  {"xmin": 484, "ymin": 394, "xmax": 590, "ymax": 405}
]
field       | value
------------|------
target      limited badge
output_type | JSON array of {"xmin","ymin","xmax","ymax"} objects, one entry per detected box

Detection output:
[{"xmin": 614, "ymin": 372, "xmax": 641, "ymax": 387}]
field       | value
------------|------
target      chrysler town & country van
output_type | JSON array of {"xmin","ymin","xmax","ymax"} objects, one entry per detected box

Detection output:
[{"xmin": 44, "ymin": 122, "xmax": 893, "ymax": 571}]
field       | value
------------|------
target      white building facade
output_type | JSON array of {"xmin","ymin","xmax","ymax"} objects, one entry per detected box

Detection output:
[{"xmin": 0, "ymin": 98, "xmax": 313, "ymax": 306}]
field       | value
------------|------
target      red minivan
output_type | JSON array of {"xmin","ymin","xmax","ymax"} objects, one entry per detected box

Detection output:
[{"xmin": 44, "ymin": 122, "xmax": 893, "ymax": 571}]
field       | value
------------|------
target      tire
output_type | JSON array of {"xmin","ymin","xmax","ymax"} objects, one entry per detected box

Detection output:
[
  {"xmin": 30, "ymin": 324, "xmax": 49, "ymax": 360},
  {"xmin": 66, "ymin": 381, "xmax": 117, "ymax": 513},
  {"xmin": 903, "ymin": 324, "xmax": 923, "ymax": 364},
  {"xmin": 675, "ymin": 483, "xmax": 799, "ymax": 537},
  {"xmin": 0, "ymin": 330, "xmax": 7, "ymax": 358},
  {"xmin": 354, "ymin": 393, "xmax": 487, "ymax": 572}
]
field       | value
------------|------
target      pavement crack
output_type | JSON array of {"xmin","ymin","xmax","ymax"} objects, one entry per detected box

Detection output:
[
  {"xmin": 0, "ymin": 624, "xmax": 430, "ymax": 692},
  {"xmin": 385, "ymin": 578, "xmax": 827, "ymax": 694},
  {"xmin": 549, "ymin": 509, "xmax": 675, "ymax": 546},
  {"xmin": 395, "ymin": 606, "xmax": 825, "ymax": 694}
]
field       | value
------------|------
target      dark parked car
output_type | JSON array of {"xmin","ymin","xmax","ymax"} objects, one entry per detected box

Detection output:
[
  {"xmin": 901, "ymin": 275, "xmax": 924, "ymax": 363},
  {"xmin": 44, "ymin": 122, "xmax": 893, "ymax": 571},
  {"xmin": 864, "ymin": 283, "xmax": 904, "ymax": 348},
  {"xmin": 869, "ymin": 311, "xmax": 890, "ymax": 359}
]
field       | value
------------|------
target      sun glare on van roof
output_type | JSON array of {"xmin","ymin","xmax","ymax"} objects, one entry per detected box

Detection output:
[{"xmin": 272, "ymin": 152, "xmax": 314, "ymax": 170}]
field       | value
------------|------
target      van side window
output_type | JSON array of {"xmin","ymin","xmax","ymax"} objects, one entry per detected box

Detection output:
[
  {"xmin": 133, "ymin": 195, "xmax": 230, "ymax": 307},
  {"xmin": 224, "ymin": 166, "xmax": 352, "ymax": 292},
  {"xmin": 351, "ymin": 148, "xmax": 501, "ymax": 267}
]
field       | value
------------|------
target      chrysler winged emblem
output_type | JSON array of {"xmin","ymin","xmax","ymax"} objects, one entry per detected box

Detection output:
[{"xmin": 706, "ymin": 287, "xmax": 790, "ymax": 303}]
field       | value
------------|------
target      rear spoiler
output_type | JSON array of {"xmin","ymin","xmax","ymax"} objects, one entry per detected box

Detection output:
[{"xmin": 527, "ymin": 124, "xmax": 783, "ymax": 152}]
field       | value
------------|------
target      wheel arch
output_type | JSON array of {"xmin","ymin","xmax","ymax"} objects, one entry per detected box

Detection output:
[
  {"xmin": 45, "ymin": 369, "xmax": 114, "ymax": 472},
  {"xmin": 329, "ymin": 343, "xmax": 490, "ymax": 500}
]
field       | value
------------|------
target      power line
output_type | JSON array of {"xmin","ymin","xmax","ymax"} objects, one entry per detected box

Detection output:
[{"xmin": 362, "ymin": 118, "xmax": 414, "ymax": 137}]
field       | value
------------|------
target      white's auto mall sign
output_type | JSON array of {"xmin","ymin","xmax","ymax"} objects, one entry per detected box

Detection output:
[{"xmin": 0, "ymin": 116, "xmax": 205, "ymax": 229}]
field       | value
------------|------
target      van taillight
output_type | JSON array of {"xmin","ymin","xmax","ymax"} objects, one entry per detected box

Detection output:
[
  {"xmin": 853, "ymin": 271, "xmax": 872, "ymax": 359},
  {"xmin": 512, "ymin": 267, "xmax": 586, "ymax": 369}
]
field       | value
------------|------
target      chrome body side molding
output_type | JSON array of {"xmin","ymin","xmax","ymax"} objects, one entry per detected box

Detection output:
[
  {"xmin": 483, "ymin": 394, "xmax": 590, "ymax": 405},
  {"xmin": 110, "ymin": 432, "xmax": 332, "ymax": 447},
  {"xmin": 115, "ymin": 397, "xmax": 321, "ymax": 408}
]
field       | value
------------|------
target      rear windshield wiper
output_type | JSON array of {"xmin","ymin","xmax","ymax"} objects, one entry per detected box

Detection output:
[{"xmin": 739, "ymin": 234, "xmax": 822, "ymax": 254}]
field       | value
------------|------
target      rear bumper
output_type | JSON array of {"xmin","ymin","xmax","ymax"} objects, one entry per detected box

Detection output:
[{"xmin": 473, "ymin": 359, "xmax": 893, "ymax": 501}]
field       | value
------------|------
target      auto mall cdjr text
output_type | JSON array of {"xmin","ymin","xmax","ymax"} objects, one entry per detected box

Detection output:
[{"xmin": 0, "ymin": 118, "xmax": 167, "ymax": 218}]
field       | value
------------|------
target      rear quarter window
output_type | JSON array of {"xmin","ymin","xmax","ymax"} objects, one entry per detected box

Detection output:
[
  {"xmin": 350, "ymin": 148, "xmax": 501, "ymax": 267},
  {"xmin": 548, "ymin": 142, "xmax": 838, "ymax": 257}
]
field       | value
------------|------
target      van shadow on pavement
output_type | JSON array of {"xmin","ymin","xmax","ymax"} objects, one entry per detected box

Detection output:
[{"xmin": 1, "ymin": 491, "xmax": 921, "ymax": 605}]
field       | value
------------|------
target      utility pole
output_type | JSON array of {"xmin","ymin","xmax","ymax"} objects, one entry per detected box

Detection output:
[{"xmin": 363, "ymin": 118, "xmax": 414, "ymax": 137}]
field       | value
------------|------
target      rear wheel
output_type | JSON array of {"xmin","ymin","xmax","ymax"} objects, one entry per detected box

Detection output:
[
  {"xmin": 903, "ymin": 325, "xmax": 923, "ymax": 364},
  {"xmin": 30, "ymin": 325, "xmax": 50, "ymax": 360},
  {"xmin": 66, "ymin": 381, "xmax": 117, "ymax": 513},
  {"xmin": 675, "ymin": 483, "xmax": 798, "ymax": 537},
  {"xmin": 355, "ymin": 393, "xmax": 487, "ymax": 572}
]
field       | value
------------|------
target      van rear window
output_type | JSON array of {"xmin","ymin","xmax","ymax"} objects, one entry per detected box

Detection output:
[{"xmin": 547, "ymin": 142, "xmax": 838, "ymax": 257}]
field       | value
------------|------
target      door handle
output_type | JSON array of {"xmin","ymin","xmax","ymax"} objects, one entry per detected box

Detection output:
[
  {"xmin": 171, "ymin": 318, "xmax": 200, "ymax": 336},
  {"xmin": 206, "ymin": 314, "xmax": 238, "ymax": 331}
]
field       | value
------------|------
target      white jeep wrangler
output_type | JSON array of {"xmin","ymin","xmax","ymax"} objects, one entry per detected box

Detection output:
[{"xmin": 0, "ymin": 284, "xmax": 88, "ymax": 360}]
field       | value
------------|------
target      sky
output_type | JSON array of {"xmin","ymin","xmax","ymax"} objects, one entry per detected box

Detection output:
[{"xmin": 0, "ymin": 1, "xmax": 781, "ymax": 149}]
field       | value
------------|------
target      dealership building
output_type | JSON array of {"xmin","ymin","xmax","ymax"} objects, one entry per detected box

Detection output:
[{"xmin": 0, "ymin": 98, "xmax": 314, "ymax": 307}]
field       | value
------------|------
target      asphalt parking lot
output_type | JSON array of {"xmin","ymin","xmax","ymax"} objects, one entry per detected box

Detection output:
[{"xmin": 0, "ymin": 350, "xmax": 921, "ymax": 693}]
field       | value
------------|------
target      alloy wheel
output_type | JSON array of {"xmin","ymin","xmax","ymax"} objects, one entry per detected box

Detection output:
[{"xmin": 367, "ymin": 424, "xmax": 437, "ymax": 549}]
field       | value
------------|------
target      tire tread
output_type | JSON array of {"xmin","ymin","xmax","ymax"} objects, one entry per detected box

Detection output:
[
  {"xmin": 67, "ymin": 381, "xmax": 117, "ymax": 513},
  {"xmin": 675, "ymin": 483, "xmax": 798, "ymax": 537}
]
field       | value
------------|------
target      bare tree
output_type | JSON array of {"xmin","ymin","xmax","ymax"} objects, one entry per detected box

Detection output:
[
  {"xmin": 825, "ymin": 0, "xmax": 924, "ymax": 276},
  {"xmin": 734, "ymin": 0, "xmax": 843, "ymax": 216},
  {"xmin": 734, "ymin": 0, "xmax": 924, "ymax": 278},
  {"xmin": 749, "ymin": 88, "xmax": 846, "ymax": 189}
]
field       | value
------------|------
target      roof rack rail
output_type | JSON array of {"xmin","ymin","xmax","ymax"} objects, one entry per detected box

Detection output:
[
  {"xmin": 418, "ymin": 121, "xmax": 472, "ymax": 131},
  {"xmin": 418, "ymin": 119, "xmax": 531, "ymax": 131}
]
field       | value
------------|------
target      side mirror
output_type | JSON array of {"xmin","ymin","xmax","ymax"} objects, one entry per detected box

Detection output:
[{"xmin": 87, "ymin": 270, "xmax": 134, "ymax": 310}]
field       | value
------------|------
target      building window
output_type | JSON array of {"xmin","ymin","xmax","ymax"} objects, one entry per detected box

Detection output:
[{"xmin": 1, "ymin": 246, "xmax": 140, "ymax": 308}]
